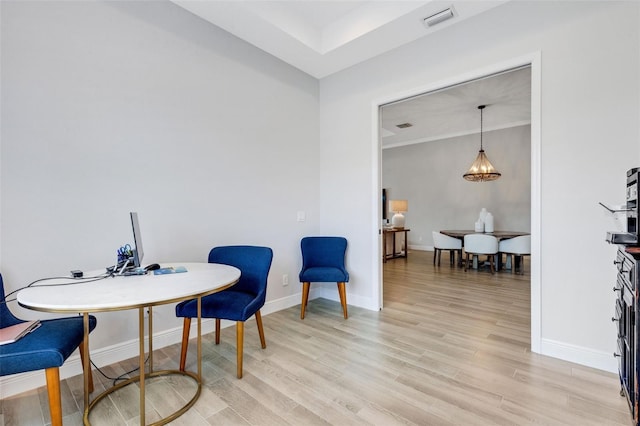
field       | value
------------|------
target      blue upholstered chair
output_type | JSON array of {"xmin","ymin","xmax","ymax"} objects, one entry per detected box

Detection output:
[
  {"xmin": 0, "ymin": 273, "xmax": 97, "ymax": 426},
  {"xmin": 299, "ymin": 236, "xmax": 349, "ymax": 319},
  {"xmin": 175, "ymin": 246, "xmax": 273, "ymax": 379}
]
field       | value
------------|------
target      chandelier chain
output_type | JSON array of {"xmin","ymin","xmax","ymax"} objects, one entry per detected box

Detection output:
[{"xmin": 479, "ymin": 104, "xmax": 485, "ymax": 151}]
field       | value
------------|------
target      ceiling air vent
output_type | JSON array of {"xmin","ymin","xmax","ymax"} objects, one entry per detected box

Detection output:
[
  {"xmin": 396, "ymin": 122, "xmax": 413, "ymax": 129},
  {"xmin": 423, "ymin": 7, "xmax": 455, "ymax": 28}
]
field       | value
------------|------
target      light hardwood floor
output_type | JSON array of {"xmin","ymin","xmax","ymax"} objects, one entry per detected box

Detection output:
[{"xmin": 1, "ymin": 250, "xmax": 631, "ymax": 425}]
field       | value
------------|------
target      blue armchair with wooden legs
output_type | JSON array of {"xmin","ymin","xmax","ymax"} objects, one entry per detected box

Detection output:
[
  {"xmin": 175, "ymin": 246, "xmax": 273, "ymax": 379},
  {"xmin": 299, "ymin": 236, "xmax": 349, "ymax": 319},
  {"xmin": 0, "ymin": 273, "xmax": 97, "ymax": 426}
]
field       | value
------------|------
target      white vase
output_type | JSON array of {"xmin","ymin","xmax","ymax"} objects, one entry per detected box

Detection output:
[
  {"xmin": 485, "ymin": 213, "xmax": 494, "ymax": 233},
  {"xmin": 479, "ymin": 208, "xmax": 488, "ymax": 224},
  {"xmin": 474, "ymin": 220, "xmax": 484, "ymax": 232}
]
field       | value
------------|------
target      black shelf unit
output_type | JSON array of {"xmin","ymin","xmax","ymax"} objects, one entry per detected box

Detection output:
[{"xmin": 613, "ymin": 246, "xmax": 640, "ymax": 424}]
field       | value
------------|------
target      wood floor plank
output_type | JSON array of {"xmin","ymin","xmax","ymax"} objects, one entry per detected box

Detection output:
[
  {"xmin": 1, "ymin": 389, "xmax": 44, "ymax": 425},
  {"xmin": 206, "ymin": 377, "xmax": 290, "ymax": 425},
  {"xmin": 205, "ymin": 406, "xmax": 251, "ymax": 425}
]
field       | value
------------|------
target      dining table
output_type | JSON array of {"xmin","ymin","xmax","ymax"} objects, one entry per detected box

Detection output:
[{"xmin": 439, "ymin": 230, "xmax": 529, "ymax": 240}]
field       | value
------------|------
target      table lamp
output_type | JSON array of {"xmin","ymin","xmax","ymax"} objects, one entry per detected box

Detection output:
[{"xmin": 390, "ymin": 200, "xmax": 408, "ymax": 228}]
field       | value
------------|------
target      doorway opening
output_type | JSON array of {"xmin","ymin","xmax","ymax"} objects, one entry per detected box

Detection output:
[{"xmin": 373, "ymin": 54, "xmax": 541, "ymax": 351}]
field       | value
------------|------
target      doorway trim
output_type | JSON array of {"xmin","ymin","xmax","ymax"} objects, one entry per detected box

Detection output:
[{"xmin": 371, "ymin": 51, "xmax": 542, "ymax": 352}]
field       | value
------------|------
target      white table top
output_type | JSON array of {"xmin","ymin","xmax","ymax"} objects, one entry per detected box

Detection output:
[{"xmin": 17, "ymin": 262, "xmax": 240, "ymax": 313}]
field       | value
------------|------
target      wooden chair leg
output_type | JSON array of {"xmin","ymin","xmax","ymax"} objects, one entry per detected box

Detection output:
[
  {"xmin": 45, "ymin": 367, "xmax": 63, "ymax": 426},
  {"xmin": 433, "ymin": 249, "xmax": 438, "ymax": 265},
  {"xmin": 255, "ymin": 310, "xmax": 266, "ymax": 349},
  {"xmin": 464, "ymin": 253, "xmax": 469, "ymax": 271},
  {"xmin": 215, "ymin": 318, "xmax": 221, "ymax": 344},
  {"xmin": 516, "ymin": 255, "xmax": 526, "ymax": 275},
  {"xmin": 179, "ymin": 317, "xmax": 191, "ymax": 371},
  {"xmin": 489, "ymin": 255, "xmax": 495, "ymax": 274},
  {"xmin": 301, "ymin": 282, "xmax": 310, "ymax": 319},
  {"xmin": 236, "ymin": 321, "xmax": 244, "ymax": 378},
  {"xmin": 78, "ymin": 340, "xmax": 94, "ymax": 393},
  {"xmin": 337, "ymin": 282, "xmax": 348, "ymax": 319}
]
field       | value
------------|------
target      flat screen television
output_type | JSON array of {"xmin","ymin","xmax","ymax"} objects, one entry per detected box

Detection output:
[
  {"xmin": 382, "ymin": 188, "xmax": 388, "ymax": 221},
  {"xmin": 130, "ymin": 212, "xmax": 144, "ymax": 268}
]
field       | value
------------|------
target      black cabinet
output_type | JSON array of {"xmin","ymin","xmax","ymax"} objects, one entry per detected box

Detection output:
[{"xmin": 614, "ymin": 246, "xmax": 640, "ymax": 423}]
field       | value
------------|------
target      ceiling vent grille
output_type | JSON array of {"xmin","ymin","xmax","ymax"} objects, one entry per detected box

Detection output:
[{"xmin": 423, "ymin": 7, "xmax": 455, "ymax": 27}]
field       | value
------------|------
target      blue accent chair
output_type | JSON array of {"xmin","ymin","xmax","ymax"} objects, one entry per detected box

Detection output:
[
  {"xmin": 0, "ymin": 273, "xmax": 97, "ymax": 426},
  {"xmin": 299, "ymin": 236, "xmax": 349, "ymax": 319},
  {"xmin": 175, "ymin": 246, "xmax": 273, "ymax": 379}
]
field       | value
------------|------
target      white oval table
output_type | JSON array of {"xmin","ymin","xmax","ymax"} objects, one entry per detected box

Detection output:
[{"xmin": 17, "ymin": 262, "xmax": 240, "ymax": 425}]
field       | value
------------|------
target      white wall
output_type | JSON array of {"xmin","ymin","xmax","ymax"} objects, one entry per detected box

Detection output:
[
  {"xmin": 1, "ymin": 1, "xmax": 319, "ymax": 395},
  {"xmin": 383, "ymin": 125, "xmax": 531, "ymax": 249},
  {"xmin": 319, "ymin": 1, "xmax": 639, "ymax": 371}
]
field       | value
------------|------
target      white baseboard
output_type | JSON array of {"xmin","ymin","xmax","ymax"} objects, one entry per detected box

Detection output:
[
  {"xmin": 540, "ymin": 337, "xmax": 617, "ymax": 374},
  {"xmin": 313, "ymin": 284, "xmax": 379, "ymax": 311},
  {"xmin": 407, "ymin": 245, "xmax": 432, "ymax": 252}
]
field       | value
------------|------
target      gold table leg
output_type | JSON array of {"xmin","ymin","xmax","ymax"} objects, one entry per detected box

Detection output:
[
  {"xmin": 197, "ymin": 297, "xmax": 202, "ymax": 381},
  {"xmin": 139, "ymin": 307, "xmax": 146, "ymax": 425},
  {"xmin": 148, "ymin": 307, "xmax": 153, "ymax": 374},
  {"xmin": 82, "ymin": 313, "xmax": 90, "ymax": 425}
]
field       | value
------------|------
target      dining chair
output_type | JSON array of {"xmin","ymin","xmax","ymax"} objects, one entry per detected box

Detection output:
[
  {"xmin": 499, "ymin": 235, "xmax": 531, "ymax": 274},
  {"xmin": 299, "ymin": 236, "xmax": 349, "ymax": 319},
  {"xmin": 432, "ymin": 231, "xmax": 463, "ymax": 267},
  {"xmin": 463, "ymin": 234, "xmax": 499, "ymax": 274},
  {"xmin": 175, "ymin": 245, "xmax": 273, "ymax": 379},
  {"xmin": 0, "ymin": 273, "xmax": 97, "ymax": 426}
]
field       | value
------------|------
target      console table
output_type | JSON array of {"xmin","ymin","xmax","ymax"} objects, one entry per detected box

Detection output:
[
  {"xmin": 383, "ymin": 228, "xmax": 410, "ymax": 262},
  {"xmin": 17, "ymin": 263, "xmax": 240, "ymax": 425}
]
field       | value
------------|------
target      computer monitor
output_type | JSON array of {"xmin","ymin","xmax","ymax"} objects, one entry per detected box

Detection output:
[{"xmin": 130, "ymin": 212, "xmax": 144, "ymax": 268}]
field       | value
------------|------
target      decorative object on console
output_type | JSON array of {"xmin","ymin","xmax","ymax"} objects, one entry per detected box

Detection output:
[
  {"xmin": 463, "ymin": 105, "xmax": 501, "ymax": 182},
  {"xmin": 390, "ymin": 200, "xmax": 408, "ymax": 228}
]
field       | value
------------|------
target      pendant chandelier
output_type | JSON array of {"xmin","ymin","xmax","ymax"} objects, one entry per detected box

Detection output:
[{"xmin": 463, "ymin": 105, "xmax": 501, "ymax": 182}]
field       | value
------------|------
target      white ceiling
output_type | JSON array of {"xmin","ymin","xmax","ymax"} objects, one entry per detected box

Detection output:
[
  {"xmin": 169, "ymin": 0, "xmax": 529, "ymax": 146},
  {"xmin": 170, "ymin": 0, "xmax": 508, "ymax": 79},
  {"xmin": 381, "ymin": 66, "xmax": 531, "ymax": 148}
]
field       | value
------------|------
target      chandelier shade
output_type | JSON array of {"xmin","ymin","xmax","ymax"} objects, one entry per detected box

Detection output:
[{"xmin": 463, "ymin": 105, "xmax": 501, "ymax": 182}]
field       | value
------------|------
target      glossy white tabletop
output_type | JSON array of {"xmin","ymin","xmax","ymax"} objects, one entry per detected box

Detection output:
[{"xmin": 17, "ymin": 263, "xmax": 240, "ymax": 313}]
